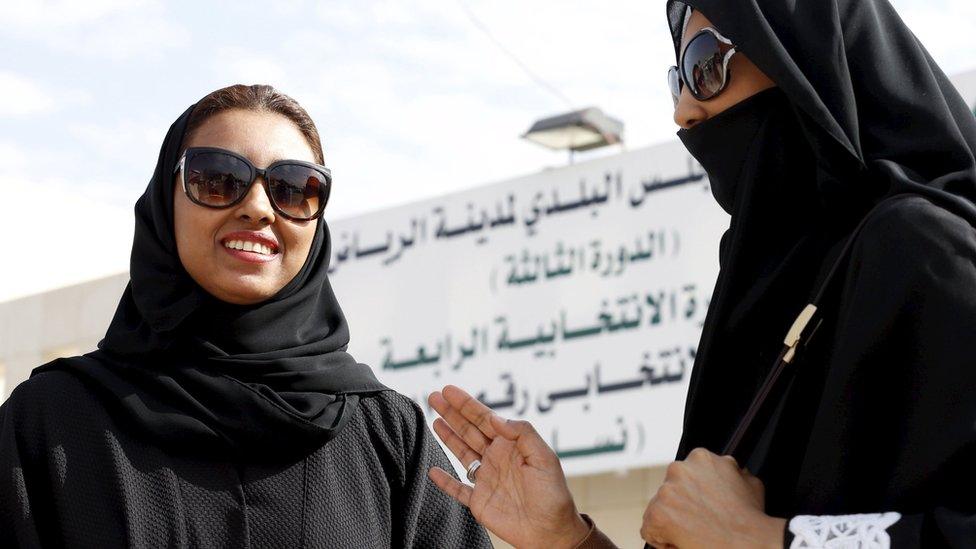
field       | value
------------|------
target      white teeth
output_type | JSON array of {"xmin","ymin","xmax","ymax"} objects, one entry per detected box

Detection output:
[{"xmin": 224, "ymin": 239, "xmax": 275, "ymax": 255}]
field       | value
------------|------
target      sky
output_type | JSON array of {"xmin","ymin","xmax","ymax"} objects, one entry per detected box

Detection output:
[{"xmin": 1, "ymin": 0, "xmax": 975, "ymax": 302}]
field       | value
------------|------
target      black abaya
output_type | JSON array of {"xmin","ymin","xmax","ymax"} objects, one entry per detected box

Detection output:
[
  {"xmin": 1, "ymin": 370, "xmax": 487, "ymax": 548},
  {"xmin": 667, "ymin": 0, "xmax": 976, "ymax": 546}
]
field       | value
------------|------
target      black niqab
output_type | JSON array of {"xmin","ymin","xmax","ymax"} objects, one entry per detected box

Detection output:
[
  {"xmin": 34, "ymin": 101, "xmax": 387, "ymax": 460},
  {"xmin": 666, "ymin": 0, "xmax": 976, "ymax": 542},
  {"xmin": 677, "ymin": 86, "xmax": 842, "ymax": 455}
]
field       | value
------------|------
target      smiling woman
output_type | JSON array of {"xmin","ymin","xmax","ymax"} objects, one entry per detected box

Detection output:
[
  {"xmin": 0, "ymin": 84, "xmax": 491, "ymax": 548},
  {"xmin": 173, "ymin": 107, "xmax": 322, "ymax": 304}
]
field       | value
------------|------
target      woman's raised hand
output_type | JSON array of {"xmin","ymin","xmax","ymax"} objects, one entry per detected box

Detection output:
[{"xmin": 427, "ymin": 385, "xmax": 590, "ymax": 549}]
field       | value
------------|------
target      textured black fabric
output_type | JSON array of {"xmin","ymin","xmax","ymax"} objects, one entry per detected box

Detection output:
[
  {"xmin": 33, "ymin": 96, "xmax": 388, "ymax": 460},
  {"xmin": 676, "ymin": 87, "xmax": 846, "ymax": 457},
  {"xmin": 666, "ymin": 0, "xmax": 976, "ymax": 546},
  {"xmin": 0, "ymin": 370, "xmax": 491, "ymax": 548}
]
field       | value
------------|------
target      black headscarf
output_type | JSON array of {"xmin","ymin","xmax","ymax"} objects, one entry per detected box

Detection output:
[
  {"xmin": 34, "ymin": 101, "xmax": 387, "ymax": 460},
  {"xmin": 666, "ymin": 0, "xmax": 976, "ymax": 460}
]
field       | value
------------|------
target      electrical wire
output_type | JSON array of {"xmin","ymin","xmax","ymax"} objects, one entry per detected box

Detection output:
[{"xmin": 456, "ymin": 0, "xmax": 576, "ymax": 109}]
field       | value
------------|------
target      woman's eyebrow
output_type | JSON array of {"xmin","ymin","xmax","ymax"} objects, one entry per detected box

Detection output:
[{"xmin": 252, "ymin": 155, "xmax": 288, "ymax": 168}]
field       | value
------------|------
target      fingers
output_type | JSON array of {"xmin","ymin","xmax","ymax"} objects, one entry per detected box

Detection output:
[
  {"xmin": 428, "ymin": 466, "xmax": 473, "ymax": 508},
  {"xmin": 687, "ymin": 447, "xmax": 740, "ymax": 475},
  {"xmin": 720, "ymin": 454, "xmax": 741, "ymax": 474},
  {"xmin": 489, "ymin": 415, "xmax": 555, "ymax": 463},
  {"xmin": 686, "ymin": 447, "xmax": 728, "ymax": 464},
  {"xmin": 488, "ymin": 412, "xmax": 516, "ymax": 439},
  {"xmin": 740, "ymin": 467, "xmax": 766, "ymax": 506},
  {"xmin": 442, "ymin": 385, "xmax": 499, "ymax": 439},
  {"xmin": 429, "ymin": 390, "xmax": 491, "ymax": 454},
  {"xmin": 641, "ymin": 491, "xmax": 671, "ymax": 547},
  {"xmin": 431, "ymin": 386, "xmax": 556, "ymax": 467},
  {"xmin": 432, "ymin": 417, "xmax": 483, "ymax": 469},
  {"xmin": 745, "ymin": 473, "xmax": 765, "ymax": 495}
]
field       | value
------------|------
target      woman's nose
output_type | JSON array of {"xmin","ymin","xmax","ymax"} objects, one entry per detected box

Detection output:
[
  {"xmin": 234, "ymin": 177, "xmax": 276, "ymax": 225},
  {"xmin": 673, "ymin": 89, "xmax": 709, "ymax": 129}
]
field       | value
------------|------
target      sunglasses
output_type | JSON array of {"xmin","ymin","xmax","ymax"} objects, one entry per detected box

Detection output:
[
  {"xmin": 174, "ymin": 146, "xmax": 332, "ymax": 222},
  {"xmin": 668, "ymin": 27, "xmax": 738, "ymax": 106}
]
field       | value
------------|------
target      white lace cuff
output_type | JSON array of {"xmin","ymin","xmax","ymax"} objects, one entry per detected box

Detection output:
[{"xmin": 788, "ymin": 512, "xmax": 901, "ymax": 548}]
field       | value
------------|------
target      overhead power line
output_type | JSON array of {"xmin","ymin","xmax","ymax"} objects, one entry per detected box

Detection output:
[{"xmin": 456, "ymin": 0, "xmax": 576, "ymax": 109}]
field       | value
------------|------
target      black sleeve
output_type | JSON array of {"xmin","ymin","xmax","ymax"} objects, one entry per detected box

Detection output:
[
  {"xmin": 0, "ymin": 396, "xmax": 44, "ymax": 548},
  {"xmin": 383, "ymin": 392, "xmax": 492, "ymax": 549},
  {"xmin": 786, "ymin": 197, "xmax": 976, "ymax": 548}
]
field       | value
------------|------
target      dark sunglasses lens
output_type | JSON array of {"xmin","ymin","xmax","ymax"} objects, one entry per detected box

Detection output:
[
  {"xmin": 668, "ymin": 66, "xmax": 682, "ymax": 106},
  {"xmin": 682, "ymin": 32, "xmax": 726, "ymax": 100},
  {"xmin": 184, "ymin": 152, "xmax": 252, "ymax": 207},
  {"xmin": 267, "ymin": 165, "xmax": 328, "ymax": 220}
]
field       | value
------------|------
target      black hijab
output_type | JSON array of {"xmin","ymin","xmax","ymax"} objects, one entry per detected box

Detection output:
[
  {"xmin": 666, "ymin": 0, "xmax": 976, "ymax": 459},
  {"xmin": 34, "ymin": 101, "xmax": 388, "ymax": 460}
]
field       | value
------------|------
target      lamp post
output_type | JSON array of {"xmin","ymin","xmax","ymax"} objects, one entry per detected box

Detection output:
[{"xmin": 521, "ymin": 106, "xmax": 624, "ymax": 163}]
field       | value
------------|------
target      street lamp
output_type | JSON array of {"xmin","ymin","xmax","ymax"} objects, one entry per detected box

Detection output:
[{"xmin": 522, "ymin": 106, "xmax": 624, "ymax": 162}]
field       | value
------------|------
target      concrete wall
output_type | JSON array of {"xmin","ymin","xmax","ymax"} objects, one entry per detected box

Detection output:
[{"xmin": 0, "ymin": 273, "xmax": 128, "ymax": 400}]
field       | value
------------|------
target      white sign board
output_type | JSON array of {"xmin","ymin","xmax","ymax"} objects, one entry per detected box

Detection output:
[{"xmin": 329, "ymin": 141, "xmax": 728, "ymax": 476}]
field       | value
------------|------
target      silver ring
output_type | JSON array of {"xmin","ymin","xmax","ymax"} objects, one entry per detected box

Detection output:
[{"xmin": 465, "ymin": 459, "xmax": 482, "ymax": 483}]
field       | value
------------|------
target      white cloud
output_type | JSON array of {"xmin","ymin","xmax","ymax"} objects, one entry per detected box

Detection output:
[
  {"xmin": 0, "ymin": 167, "xmax": 132, "ymax": 302},
  {"xmin": 2, "ymin": 0, "xmax": 188, "ymax": 61},
  {"xmin": 0, "ymin": 72, "xmax": 84, "ymax": 117},
  {"xmin": 64, "ymin": 18, "xmax": 190, "ymax": 61},
  {"xmin": 0, "ymin": 0, "xmax": 152, "ymax": 29},
  {"xmin": 210, "ymin": 48, "xmax": 294, "ymax": 91},
  {"xmin": 0, "ymin": 142, "xmax": 29, "ymax": 173},
  {"xmin": 68, "ymin": 119, "xmax": 163, "ymax": 158}
]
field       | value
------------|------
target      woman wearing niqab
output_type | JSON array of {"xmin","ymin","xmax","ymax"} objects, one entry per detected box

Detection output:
[
  {"xmin": 422, "ymin": 0, "xmax": 976, "ymax": 547},
  {"xmin": 0, "ymin": 85, "xmax": 491, "ymax": 548}
]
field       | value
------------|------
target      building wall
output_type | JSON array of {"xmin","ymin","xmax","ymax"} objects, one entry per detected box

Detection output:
[{"xmin": 0, "ymin": 273, "xmax": 128, "ymax": 400}]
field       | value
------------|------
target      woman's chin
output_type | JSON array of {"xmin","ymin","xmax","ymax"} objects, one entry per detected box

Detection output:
[{"xmin": 205, "ymin": 275, "xmax": 282, "ymax": 305}]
